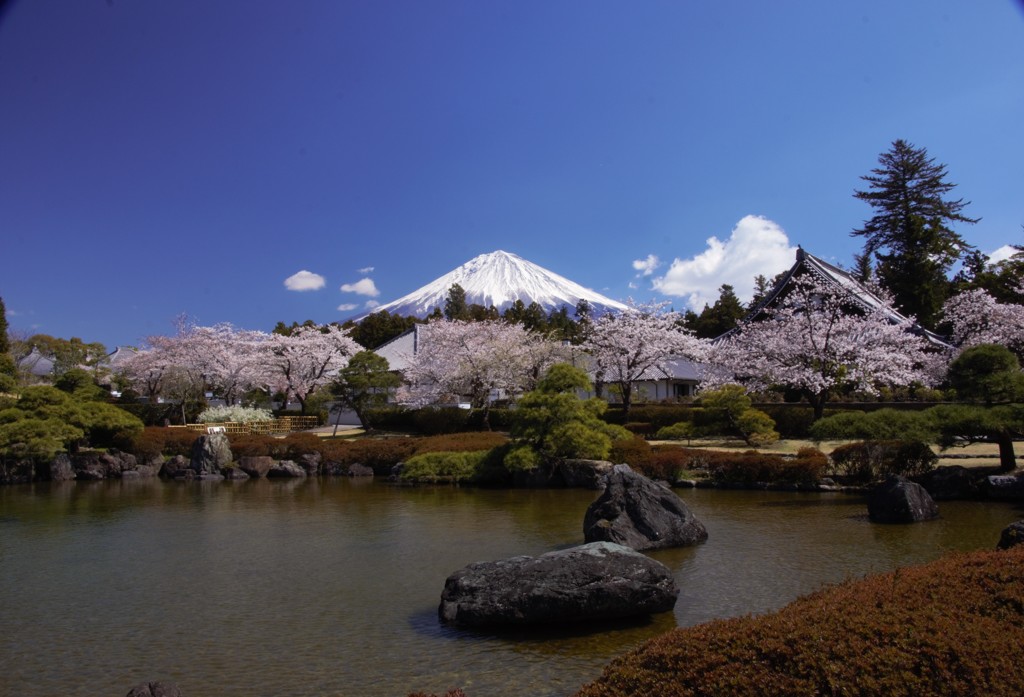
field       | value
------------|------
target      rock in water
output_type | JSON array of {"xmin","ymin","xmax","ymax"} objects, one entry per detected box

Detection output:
[
  {"xmin": 583, "ymin": 464, "xmax": 708, "ymax": 550},
  {"xmin": 998, "ymin": 520, "xmax": 1024, "ymax": 550},
  {"xmin": 439, "ymin": 541, "xmax": 678, "ymax": 628},
  {"xmin": 867, "ymin": 475, "xmax": 939, "ymax": 523}
]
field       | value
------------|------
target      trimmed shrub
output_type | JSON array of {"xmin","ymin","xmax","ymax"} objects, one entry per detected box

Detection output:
[
  {"xmin": 829, "ymin": 440, "xmax": 938, "ymax": 483},
  {"xmin": 654, "ymin": 421, "xmax": 695, "ymax": 441},
  {"xmin": 575, "ymin": 547, "xmax": 1024, "ymax": 697},
  {"xmin": 399, "ymin": 451, "xmax": 489, "ymax": 484},
  {"xmin": 609, "ymin": 436, "xmax": 653, "ymax": 469},
  {"xmin": 736, "ymin": 409, "xmax": 779, "ymax": 446}
]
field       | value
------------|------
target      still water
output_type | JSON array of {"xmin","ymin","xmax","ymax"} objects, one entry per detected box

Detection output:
[{"xmin": 0, "ymin": 478, "xmax": 1019, "ymax": 697}]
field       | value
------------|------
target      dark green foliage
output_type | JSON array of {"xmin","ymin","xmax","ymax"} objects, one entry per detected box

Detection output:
[
  {"xmin": 54, "ymin": 367, "xmax": 107, "ymax": 401},
  {"xmin": 683, "ymin": 284, "xmax": 747, "ymax": 339},
  {"xmin": 343, "ymin": 310, "xmax": 423, "ymax": 350},
  {"xmin": 947, "ymin": 343, "xmax": 1024, "ymax": 405},
  {"xmin": 0, "ymin": 385, "xmax": 143, "ymax": 461},
  {"xmin": 928, "ymin": 403, "xmax": 1023, "ymax": 471},
  {"xmin": 510, "ymin": 364, "xmax": 630, "ymax": 461},
  {"xmin": 808, "ymin": 408, "xmax": 937, "ymax": 442},
  {"xmin": 575, "ymin": 547, "xmax": 1024, "ymax": 697},
  {"xmin": 444, "ymin": 283, "xmax": 469, "ymax": 321},
  {"xmin": 829, "ymin": 440, "xmax": 937, "ymax": 483},
  {"xmin": 399, "ymin": 451, "xmax": 489, "ymax": 484},
  {"xmin": 330, "ymin": 350, "xmax": 401, "ymax": 430},
  {"xmin": 697, "ymin": 385, "xmax": 779, "ymax": 446},
  {"xmin": 0, "ymin": 296, "xmax": 10, "ymax": 357},
  {"xmin": 851, "ymin": 139, "xmax": 977, "ymax": 328}
]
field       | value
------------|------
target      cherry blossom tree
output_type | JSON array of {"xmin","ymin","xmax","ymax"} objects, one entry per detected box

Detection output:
[
  {"xmin": 255, "ymin": 324, "xmax": 360, "ymax": 414},
  {"xmin": 399, "ymin": 320, "xmax": 569, "ymax": 424},
  {"xmin": 708, "ymin": 275, "xmax": 934, "ymax": 419},
  {"xmin": 582, "ymin": 302, "xmax": 707, "ymax": 421},
  {"xmin": 941, "ymin": 287, "xmax": 1024, "ymax": 358}
]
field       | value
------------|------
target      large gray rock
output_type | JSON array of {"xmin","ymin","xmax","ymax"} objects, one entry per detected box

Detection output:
[
  {"xmin": 189, "ymin": 433, "xmax": 233, "ymax": 475},
  {"xmin": 48, "ymin": 454, "xmax": 76, "ymax": 481},
  {"xmin": 559, "ymin": 459, "xmax": 614, "ymax": 489},
  {"xmin": 71, "ymin": 450, "xmax": 137, "ymax": 480},
  {"xmin": 268, "ymin": 460, "xmax": 306, "ymax": 478},
  {"xmin": 237, "ymin": 456, "xmax": 273, "ymax": 478},
  {"xmin": 986, "ymin": 474, "xmax": 1024, "ymax": 501},
  {"xmin": 868, "ymin": 476, "xmax": 939, "ymax": 523},
  {"xmin": 160, "ymin": 455, "xmax": 189, "ymax": 479},
  {"xmin": 439, "ymin": 541, "xmax": 678, "ymax": 628},
  {"xmin": 916, "ymin": 465, "xmax": 983, "ymax": 500},
  {"xmin": 297, "ymin": 452, "xmax": 322, "ymax": 476},
  {"xmin": 583, "ymin": 464, "xmax": 708, "ymax": 550},
  {"xmin": 998, "ymin": 520, "xmax": 1024, "ymax": 550}
]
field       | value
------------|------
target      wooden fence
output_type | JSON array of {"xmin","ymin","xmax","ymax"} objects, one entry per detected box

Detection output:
[{"xmin": 170, "ymin": 416, "xmax": 320, "ymax": 436}]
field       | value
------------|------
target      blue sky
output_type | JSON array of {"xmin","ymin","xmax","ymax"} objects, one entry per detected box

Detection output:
[{"xmin": 2, "ymin": 0, "xmax": 1022, "ymax": 350}]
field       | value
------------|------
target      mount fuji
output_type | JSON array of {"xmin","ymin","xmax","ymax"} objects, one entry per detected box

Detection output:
[{"xmin": 358, "ymin": 250, "xmax": 629, "ymax": 320}]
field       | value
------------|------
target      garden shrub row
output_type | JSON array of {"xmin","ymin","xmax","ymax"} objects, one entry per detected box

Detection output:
[
  {"xmin": 574, "ymin": 546, "xmax": 1024, "ymax": 697},
  {"xmin": 608, "ymin": 437, "xmax": 828, "ymax": 484},
  {"xmin": 128, "ymin": 427, "xmax": 509, "ymax": 476},
  {"xmin": 829, "ymin": 439, "xmax": 937, "ymax": 483}
]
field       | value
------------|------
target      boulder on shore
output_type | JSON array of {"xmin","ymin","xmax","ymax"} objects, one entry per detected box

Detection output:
[
  {"xmin": 916, "ymin": 465, "xmax": 983, "ymax": 500},
  {"xmin": 986, "ymin": 474, "xmax": 1024, "ymax": 502},
  {"xmin": 867, "ymin": 475, "xmax": 939, "ymax": 523},
  {"xmin": 237, "ymin": 456, "xmax": 273, "ymax": 479},
  {"xmin": 189, "ymin": 433, "xmax": 232, "ymax": 475},
  {"xmin": 439, "ymin": 541, "xmax": 678, "ymax": 628},
  {"xmin": 583, "ymin": 464, "xmax": 708, "ymax": 551},
  {"xmin": 268, "ymin": 460, "xmax": 306, "ymax": 478}
]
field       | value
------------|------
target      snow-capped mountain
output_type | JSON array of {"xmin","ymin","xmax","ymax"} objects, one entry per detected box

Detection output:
[{"xmin": 358, "ymin": 250, "xmax": 629, "ymax": 320}]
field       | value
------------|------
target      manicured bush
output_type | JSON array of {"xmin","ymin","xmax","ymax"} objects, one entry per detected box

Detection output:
[
  {"xmin": 654, "ymin": 422, "xmax": 695, "ymax": 442},
  {"xmin": 609, "ymin": 436, "xmax": 653, "ymax": 469},
  {"xmin": 413, "ymin": 432, "xmax": 508, "ymax": 455},
  {"xmin": 829, "ymin": 440, "xmax": 937, "ymax": 483},
  {"xmin": 808, "ymin": 408, "xmax": 937, "ymax": 443},
  {"xmin": 707, "ymin": 448, "xmax": 827, "ymax": 485},
  {"xmin": 736, "ymin": 409, "xmax": 779, "ymax": 446},
  {"xmin": 574, "ymin": 547, "xmax": 1024, "ymax": 697},
  {"xmin": 399, "ymin": 451, "xmax": 489, "ymax": 484},
  {"xmin": 623, "ymin": 422, "xmax": 655, "ymax": 437},
  {"xmin": 757, "ymin": 405, "xmax": 818, "ymax": 439},
  {"xmin": 317, "ymin": 437, "xmax": 418, "ymax": 474}
]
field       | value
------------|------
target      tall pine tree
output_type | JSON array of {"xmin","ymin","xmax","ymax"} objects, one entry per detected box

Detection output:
[{"xmin": 852, "ymin": 139, "xmax": 978, "ymax": 329}]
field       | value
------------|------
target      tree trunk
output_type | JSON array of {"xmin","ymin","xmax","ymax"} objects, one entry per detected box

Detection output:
[{"xmin": 997, "ymin": 432, "xmax": 1017, "ymax": 472}]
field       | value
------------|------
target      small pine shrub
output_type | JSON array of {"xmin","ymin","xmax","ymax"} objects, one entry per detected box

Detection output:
[
  {"xmin": 400, "ymin": 451, "xmax": 488, "ymax": 483},
  {"xmin": 654, "ymin": 422, "xmax": 695, "ymax": 441}
]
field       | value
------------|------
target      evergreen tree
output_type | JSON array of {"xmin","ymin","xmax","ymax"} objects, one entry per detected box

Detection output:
[
  {"xmin": 0, "ymin": 296, "xmax": 9, "ymax": 355},
  {"xmin": 852, "ymin": 139, "xmax": 978, "ymax": 329},
  {"xmin": 443, "ymin": 283, "xmax": 469, "ymax": 321},
  {"xmin": 684, "ymin": 284, "xmax": 747, "ymax": 339}
]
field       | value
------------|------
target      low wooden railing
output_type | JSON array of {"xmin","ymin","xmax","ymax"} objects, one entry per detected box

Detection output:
[{"xmin": 169, "ymin": 416, "xmax": 320, "ymax": 435}]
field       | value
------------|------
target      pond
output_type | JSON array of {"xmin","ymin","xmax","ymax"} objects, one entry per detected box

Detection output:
[{"xmin": 0, "ymin": 478, "xmax": 1019, "ymax": 697}]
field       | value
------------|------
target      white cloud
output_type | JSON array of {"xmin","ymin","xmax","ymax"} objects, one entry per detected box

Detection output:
[
  {"xmin": 364, "ymin": 300, "xmax": 380, "ymax": 309},
  {"xmin": 337, "ymin": 303, "xmax": 358, "ymax": 312},
  {"xmin": 988, "ymin": 245, "xmax": 1019, "ymax": 265},
  {"xmin": 358, "ymin": 266, "xmax": 375, "ymax": 274},
  {"xmin": 652, "ymin": 215, "xmax": 798, "ymax": 310},
  {"xmin": 340, "ymin": 278, "xmax": 380, "ymax": 297},
  {"xmin": 632, "ymin": 254, "xmax": 661, "ymax": 276},
  {"xmin": 284, "ymin": 270, "xmax": 326, "ymax": 292}
]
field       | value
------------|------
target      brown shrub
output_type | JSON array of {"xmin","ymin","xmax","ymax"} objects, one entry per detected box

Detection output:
[
  {"xmin": 575, "ymin": 547, "xmax": 1024, "ymax": 697},
  {"xmin": 412, "ymin": 432, "xmax": 508, "ymax": 455}
]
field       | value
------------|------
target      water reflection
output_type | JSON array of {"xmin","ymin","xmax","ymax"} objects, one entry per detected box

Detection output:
[{"xmin": 0, "ymin": 480, "xmax": 1018, "ymax": 697}]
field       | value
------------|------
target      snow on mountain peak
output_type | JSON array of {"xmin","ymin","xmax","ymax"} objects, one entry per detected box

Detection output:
[{"xmin": 357, "ymin": 250, "xmax": 628, "ymax": 320}]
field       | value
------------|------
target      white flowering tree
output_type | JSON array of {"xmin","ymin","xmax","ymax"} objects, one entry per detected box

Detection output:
[
  {"xmin": 708, "ymin": 275, "xmax": 934, "ymax": 420},
  {"xmin": 256, "ymin": 324, "xmax": 360, "ymax": 414},
  {"xmin": 582, "ymin": 302, "xmax": 707, "ymax": 421},
  {"xmin": 399, "ymin": 319, "xmax": 569, "ymax": 423},
  {"xmin": 941, "ymin": 287, "xmax": 1024, "ymax": 358}
]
